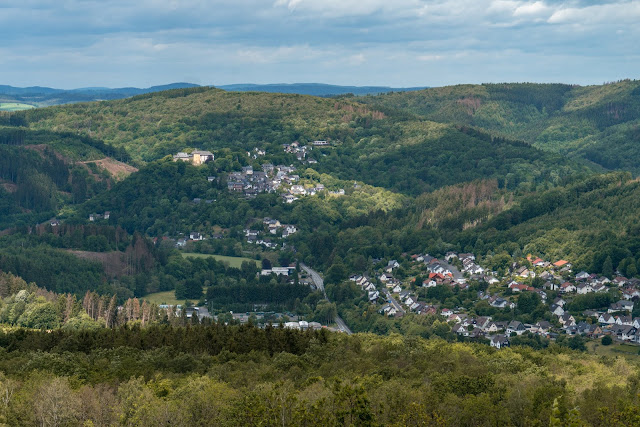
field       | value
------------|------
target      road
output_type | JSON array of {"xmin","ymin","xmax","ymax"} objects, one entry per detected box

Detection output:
[
  {"xmin": 383, "ymin": 289, "xmax": 406, "ymax": 314},
  {"xmin": 301, "ymin": 263, "xmax": 353, "ymax": 335}
]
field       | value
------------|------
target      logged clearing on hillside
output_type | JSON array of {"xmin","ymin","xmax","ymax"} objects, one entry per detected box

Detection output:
[
  {"xmin": 82, "ymin": 157, "xmax": 138, "ymax": 180},
  {"xmin": 0, "ymin": 179, "xmax": 17, "ymax": 193}
]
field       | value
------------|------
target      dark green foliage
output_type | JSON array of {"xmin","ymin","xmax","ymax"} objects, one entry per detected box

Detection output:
[
  {"xmin": 601, "ymin": 335, "xmax": 613, "ymax": 345},
  {"xmin": 315, "ymin": 125, "xmax": 587, "ymax": 196},
  {"xmin": 602, "ymin": 256, "xmax": 614, "ymax": 278},
  {"xmin": 205, "ymin": 282, "xmax": 310, "ymax": 309},
  {"xmin": 0, "ymin": 246, "xmax": 106, "ymax": 295},
  {"xmin": 183, "ymin": 278, "xmax": 203, "ymax": 299},
  {"xmin": 0, "ymin": 134, "xmax": 114, "ymax": 228},
  {"xmin": 0, "ymin": 127, "xmax": 130, "ymax": 162},
  {"xmin": 517, "ymin": 292, "xmax": 541, "ymax": 314},
  {"xmin": 567, "ymin": 293, "xmax": 616, "ymax": 312},
  {"xmin": 0, "ymin": 322, "xmax": 326, "ymax": 359},
  {"xmin": 359, "ymin": 80, "xmax": 640, "ymax": 173}
]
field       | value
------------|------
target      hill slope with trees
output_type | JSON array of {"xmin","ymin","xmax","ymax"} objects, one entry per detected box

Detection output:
[{"xmin": 359, "ymin": 80, "xmax": 640, "ymax": 173}]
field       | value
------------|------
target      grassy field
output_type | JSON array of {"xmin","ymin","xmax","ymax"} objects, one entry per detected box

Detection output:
[
  {"xmin": 587, "ymin": 340, "xmax": 640, "ymax": 358},
  {"xmin": 143, "ymin": 287, "xmax": 210, "ymax": 306},
  {"xmin": 181, "ymin": 253, "xmax": 261, "ymax": 268},
  {"xmin": 0, "ymin": 103, "xmax": 35, "ymax": 112},
  {"xmin": 142, "ymin": 290, "xmax": 182, "ymax": 306}
]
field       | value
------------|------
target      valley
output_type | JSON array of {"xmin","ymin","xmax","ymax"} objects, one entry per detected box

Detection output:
[{"xmin": 0, "ymin": 81, "xmax": 640, "ymax": 424}]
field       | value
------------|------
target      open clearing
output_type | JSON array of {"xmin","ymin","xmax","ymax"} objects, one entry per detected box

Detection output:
[
  {"xmin": 82, "ymin": 158, "xmax": 138, "ymax": 180},
  {"xmin": 144, "ymin": 287, "xmax": 210, "ymax": 306},
  {"xmin": 587, "ymin": 341, "xmax": 639, "ymax": 358},
  {"xmin": 0, "ymin": 103, "xmax": 35, "ymax": 111},
  {"xmin": 181, "ymin": 253, "xmax": 261, "ymax": 268},
  {"xmin": 143, "ymin": 291, "xmax": 182, "ymax": 306}
]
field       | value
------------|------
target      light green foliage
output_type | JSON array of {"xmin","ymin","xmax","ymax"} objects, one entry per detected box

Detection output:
[
  {"xmin": 0, "ymin": 103, "xmax": 35, "ymax": 112},
  {"xmin": 181, "ymin": 253, "xmax": 260, "ymax": 268}
]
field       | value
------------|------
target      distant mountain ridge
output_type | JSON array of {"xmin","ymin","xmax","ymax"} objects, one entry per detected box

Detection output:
[
  {"xmin": 0, "ymin": 83, "xmax": 201, "ymax": 107},
  {"xmin": 0, "ymin": 82, "xmax": 428, "ymax": 109},
  {"xmin": 217, "ymin": 83, "xmax": 428, "ymax": 96}
]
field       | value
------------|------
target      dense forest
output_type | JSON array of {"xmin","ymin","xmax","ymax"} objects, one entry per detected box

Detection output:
[
  {"xmin": 358, "ymin": 80, "xmax": 640, "ymax": 174},
  {"xmin": 0, "ymin": 322, "xmax": 638, "ymax": 426}
]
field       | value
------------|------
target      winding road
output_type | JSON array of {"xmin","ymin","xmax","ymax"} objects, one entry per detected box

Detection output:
[{"xmin": 301, "ymin": 263, "xmax": 353, "ymax": 335}]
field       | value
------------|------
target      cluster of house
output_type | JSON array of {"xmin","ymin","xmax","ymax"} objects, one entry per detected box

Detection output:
[
  {"xmin": 350, "ymin": 274, "xmax": 383, "ymax": 304},
  {"xmin": 349, "ymin": 250, "xmax": 640, "ymax": 349},
  {"xmin": 247, "ymin": 148, "xmax": 266, "ymax": 159},
  {"xmin": 448, "ymin": 296, "xmax": 640, "ymax": 348},
  {"xmin": 284, "ymin": 320, "xmax": 324, "ymax": 330},
  {"xmin": 224, "ymin": 162, "xmax": 340, "ymax": 203},
  {"xmin": 447, "ymin": 315, "xmax": 533, "ymax": 348},
  {"xmin": 88, "ymin": 212, "xmax": 110, "ymax": 222},
  {"xmin": 226, "ymin": 163, "xmax": 323, "ymax": 202},
  {"xmin": 244, "ymin": 218, "xmax": 298, "ymax": 250},
  {"xmin": 172, "ymin": 150, "xmax": 214, "ymax": 165},
  {"xmin": 173, "ymin": 231, "xmax": 224, "ymax": 247},
  {"xmin": 226, "ymin": 164, "xmax": 284, "ymax": 195},
  {"xmin": 286, "ymin": 183, "xmax": 329, "ymax": 202},
  {"xmin": 260, "ymin": 265, "xmax": 297, "ymax": 276},
  {"xmin": 282, "ymin": 141, "xmax": 318, "ymax": 164},
  {"xmin": 223, "ymin": 311, "xmax": 333, "ymax": 330},
  {"xmin": 158, "ymin": 305, "xmax": 213, "ymax": 321},
  {"xmin": 445, "ymin": 252, "xmax": 486, "ymax": 275}
]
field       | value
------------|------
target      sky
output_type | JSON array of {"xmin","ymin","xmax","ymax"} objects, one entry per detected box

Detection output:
[{"xmin": 0, "ymin": 0, "xmax": 639, "ymax": 88}]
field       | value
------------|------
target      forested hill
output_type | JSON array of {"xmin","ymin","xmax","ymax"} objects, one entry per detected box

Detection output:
[
  {"xmin": 359, "ymin": 80, "xmax": 640, "ymax": 173},
  {"xmin": 0, "ymin": 127, "xmax": 130, "ymax": 229},
  {"xmin": 19, "ymin": 86, "xmax": 383, "ymax": 162},
  {"xmin": 9, "ymin": 86, "xmax": 593, "ymax": 196}
]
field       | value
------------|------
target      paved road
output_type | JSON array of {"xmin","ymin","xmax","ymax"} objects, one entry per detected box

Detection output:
[
  {"xmin": 301, "ymin": 263, "xmax": 353, "ymax": 335},
  {"xmin": 383, "ymin": 289, "xmax": 406, "ymax": 314}
]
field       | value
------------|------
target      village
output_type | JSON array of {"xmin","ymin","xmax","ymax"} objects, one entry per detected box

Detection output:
[
  {"xmin": 164, "ymin": 146, "xmax": 640, "ymax": 350},
  {"xmin": 225, "ymin": 140, "xmax": 343, "ymax": 202},
  {"xmin": 350, "ymin": 252, "xmax": 640, "ymax": 349},
  {"xmin": 244, "ymin": 217, "xmax": 298, "ymax": 249},
  {"xmin": 225, "ymin": 162, "xmax": 344, "ymax": 203}
]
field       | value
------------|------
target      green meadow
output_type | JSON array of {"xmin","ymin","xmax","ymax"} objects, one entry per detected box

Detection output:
[
  {"xmin": 180, "ymin": 252, "xmax": 261, "ymax": 268},
  {"xmin": 0, "ymin": 102, "xmax": 35, "ymax": 111}
]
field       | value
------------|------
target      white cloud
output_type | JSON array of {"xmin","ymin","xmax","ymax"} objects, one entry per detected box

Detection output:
[
  {"xmin": 548, "ymin": 2, "xmax": 640, "ymax": 24},
  {"xmin": 513, "ymin": 1, "xmax": 551, "ymax": 17},
  {"xmin": 418, "ymin": 54, "xmax": 444, "ymax": 61},
  {"xmin": 1, "ymin": 0, "xmax": 639, "ymax": 87},
  {"xmin": 274, "ymin": 0, "xmax": 421, "ymax": 18},
  {"xmin": 236, "ymin": 45, "xmax": 324, "ymax": 64},
  {"xmin": 349, "ymin": 53, "xmax": 367, "ymax": 65}
]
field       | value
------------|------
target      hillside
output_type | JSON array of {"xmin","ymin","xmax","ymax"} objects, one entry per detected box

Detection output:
[
  {"xmin": 360, "ymin": 80, "xmax": 640, "ymax": 173},
  {"xmin": 453, "ymin": 172, "xmax": 640, "ymax": 274},
  {"xmin": 19, "ymin": 87, "xmax": 379, "ymax": 162},
  {"xmin": 0, "ymin": 126, "xmax": 131, "ymax": 229},
  {"xmin": 11, "ymin": 87, "xmax": 593, "ymax": 197}
]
